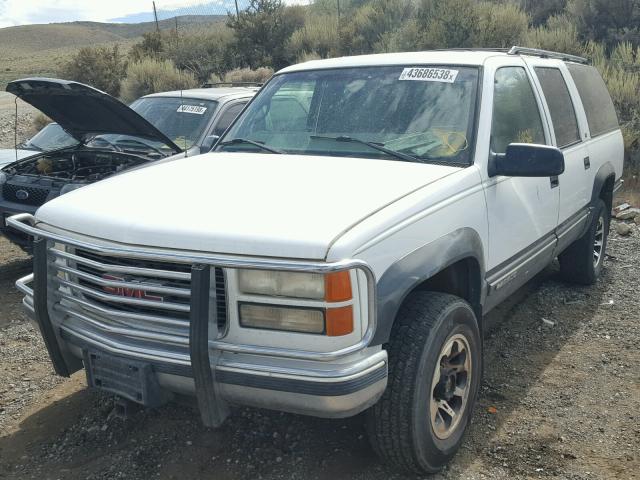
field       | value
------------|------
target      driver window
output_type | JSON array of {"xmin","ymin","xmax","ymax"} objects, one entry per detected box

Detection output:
[{"xmin": 491, "ymin": 67, "xmax": 545, "ymax": 154}]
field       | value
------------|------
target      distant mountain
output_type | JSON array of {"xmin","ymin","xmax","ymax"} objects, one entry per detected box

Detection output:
[
  {"xmin": 111, "ymin": 1, "xmax": 243, "ymax": 23},
  {"xmin": 0, "ymin": 15, "xmax": 225, "ymax": 54},
  {"xmin": 0, "ymin": 15, "xmax": 225, "ymax": 89}
]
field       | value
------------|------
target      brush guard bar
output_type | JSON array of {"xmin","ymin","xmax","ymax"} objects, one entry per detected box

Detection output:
[{"xmin": 7, "ymin": 213, "xmax": 377, "ymax": 427}]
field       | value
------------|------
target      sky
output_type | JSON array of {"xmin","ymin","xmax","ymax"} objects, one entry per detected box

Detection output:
[{"xmin": 0, "ymin": 0, "xmax": 304, "ymax": 28}]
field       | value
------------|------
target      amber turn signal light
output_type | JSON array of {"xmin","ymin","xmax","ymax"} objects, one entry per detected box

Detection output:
[
  {"xmin": 324, "ymin": 271, "xmax": 352, "ymax": 302},
  {"xmin": 325, "ymin": 306, "xmax": 354, "ymax": 336}
]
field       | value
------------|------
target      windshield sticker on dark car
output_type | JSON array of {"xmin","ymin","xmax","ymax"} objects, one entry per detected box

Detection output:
[
  {"xmin": 176, "ymin": 105, "xmax": 208, "ymax": 114},
  {"xmin": 399, "ymin": 68, "xmax": 459, "ymax": 83}
]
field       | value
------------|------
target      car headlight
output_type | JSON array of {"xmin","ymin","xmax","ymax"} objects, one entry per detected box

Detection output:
[
  {"xmin": 0, "ymin": 172, "xmax": 6, "ymax": 185},
  {"xmin": 237, "ymin": 269, "xmax": 355, "ymax": 336},
  {"xmin": 237, "ymin": 269, "xmax": 352, "ymax": 301}
]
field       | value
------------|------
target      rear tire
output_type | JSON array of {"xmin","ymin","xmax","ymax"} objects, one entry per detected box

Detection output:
[
  {"xmin": 366, "ymin": 291, "xmax": 481, "ymax": 473},
  {"xmin": 559, "ymin": 199, "xmax": 608, "ymax": 285}
]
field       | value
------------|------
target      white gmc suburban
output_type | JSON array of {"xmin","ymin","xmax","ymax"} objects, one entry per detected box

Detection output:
[{"xmin": 10, "ymin": 47, "xmax": 624, "ymax": 473}]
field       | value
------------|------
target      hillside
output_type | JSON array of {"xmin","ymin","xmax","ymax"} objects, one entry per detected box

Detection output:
[{"xmin": 0, "ymin": 15, "xmax": 225, "ymax": 88}]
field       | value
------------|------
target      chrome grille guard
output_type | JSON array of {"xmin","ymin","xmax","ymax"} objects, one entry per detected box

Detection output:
[{"xmin": 7, "ymin": 213, "xmax": 378, "ymax": 426}]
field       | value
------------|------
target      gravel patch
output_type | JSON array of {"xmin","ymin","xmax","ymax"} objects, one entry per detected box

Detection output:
[{"xmin": 0, "ymin": 225, "xmax": 638, "ymax": 479}]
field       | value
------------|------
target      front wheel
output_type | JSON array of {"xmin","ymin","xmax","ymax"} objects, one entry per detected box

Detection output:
[{"xmin": 366, "ymin": 291, "xmax": 481, "ymax": 473}]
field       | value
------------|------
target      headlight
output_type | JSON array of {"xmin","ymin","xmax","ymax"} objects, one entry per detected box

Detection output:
[
  {"xmin": 237, "ymin": 269, "xmax": 352, "ymax": 301},
  {"xmin": 239, "ymin": 303, "xmax": 353, "ymax": 336},
  {"xmin": 236, "ymin": 269, "xmax": 356, "ymax": 336},
  {"xmin": 240, "ymin": 303, "xmax": 325, "ymax": 334},
  {"xmin": 0, "ymin": 172, "xmax": 6, "ymax": 185}
]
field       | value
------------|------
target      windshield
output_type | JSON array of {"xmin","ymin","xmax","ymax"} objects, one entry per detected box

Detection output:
[
  {"xmin": 217, "ymin": 66, "xmax": 479, "ymax": 164},
  {"xmin": 129, "ymin": 97, "xmax": 218, "ymax": 150},
  {"xmin": 22, "ymin": 123, "xmax": 78, "ymax": 151}
]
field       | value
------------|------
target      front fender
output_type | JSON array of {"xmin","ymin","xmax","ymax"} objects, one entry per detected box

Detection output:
[{"xmin": 372, "ymin": 227, "xmax": 485, "ymax": 345}]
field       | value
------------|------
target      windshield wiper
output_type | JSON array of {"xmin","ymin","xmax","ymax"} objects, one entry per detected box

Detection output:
[
  {"xmin": 310, "ymin": 135, "xmax": 420, "ymax": 163},
  {"xmin": 219, "ymin": 138, "xmax": 283, "ymax": 154}
]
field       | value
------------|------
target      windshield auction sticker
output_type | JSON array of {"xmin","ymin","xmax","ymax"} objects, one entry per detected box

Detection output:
[
  {"xmin": 399, "ymin": 68, "xmax": 459, "ymax": 83},
  {"xmin": 177, "ymin": 105, "xmax": 208, "ymax": 114}
]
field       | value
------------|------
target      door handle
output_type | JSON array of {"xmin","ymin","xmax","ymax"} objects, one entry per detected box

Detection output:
[
  {"xmin": 550, "ymin": 176, "xmax": 559, "ymax": 188},
  {"xmin": 583, "ymin": 156, "xmax": 590, "ymax": 169}
]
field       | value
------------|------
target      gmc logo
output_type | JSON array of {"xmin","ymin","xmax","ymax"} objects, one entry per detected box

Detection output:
[{"xmin": 103, "ymin": 274, "xmax": 163, "ymax": 302}]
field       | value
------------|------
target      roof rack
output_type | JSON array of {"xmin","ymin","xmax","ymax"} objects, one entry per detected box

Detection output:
[
  {"xmin": 508, "ymin": 46, "xmax": 588, "ymax": 64},
  {"xmin": 201, "ymin": 82, "xmax": 263, "ymax": 88}
]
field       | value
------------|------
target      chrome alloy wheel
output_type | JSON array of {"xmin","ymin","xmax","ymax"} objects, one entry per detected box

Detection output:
[
  {"xmin": 429, "ymin": 334, "xmax": 472, "ymax": 440},
  {"xmin": 593, "ymin": 215, "xmax": 605, "ymax": 268}
]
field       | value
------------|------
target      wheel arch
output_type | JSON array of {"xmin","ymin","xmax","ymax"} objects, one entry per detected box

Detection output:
[
  {"xmin": 372, "ymin": 228, "xmax": 485, "ymax": 345},
  {"xmin": 591, "ymin": 162, "xmax": 616, "ymax": 212},
  {"xmin": 589, "ymin": 162, "xmax": 616, "ymax": 234}
]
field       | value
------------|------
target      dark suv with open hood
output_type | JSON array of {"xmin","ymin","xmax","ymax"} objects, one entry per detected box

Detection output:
[{"xmin": 0, "ymin": 78, "xmax": 255, "ymax": 249}]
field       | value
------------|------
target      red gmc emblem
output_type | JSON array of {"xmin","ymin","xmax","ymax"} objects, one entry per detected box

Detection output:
[{"xmin": 103, "ymin": 274, "xmax": 164, "ymax": 302}]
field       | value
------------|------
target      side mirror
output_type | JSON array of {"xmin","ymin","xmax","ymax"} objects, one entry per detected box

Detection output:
[
  {"xmin": 201, "ymin": 135, "xmax": 220, "ymax": 152},
  {"xmin": 488, "ymin": 143, "xmax": 565, "ymax": 178}
]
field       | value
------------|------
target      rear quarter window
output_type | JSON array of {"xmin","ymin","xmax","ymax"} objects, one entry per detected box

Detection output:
[
  {"xmin": 566, "ymin": 63, "xmax": 618, "ymax": 137},
  {"xmin": 534, "ymin": 67, "xmax": 580, "ymax": 148}
]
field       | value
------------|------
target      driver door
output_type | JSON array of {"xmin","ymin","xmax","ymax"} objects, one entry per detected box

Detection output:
[{"xmin": 482, "ymin": 64, "xmax": 560, "ymax": 309}]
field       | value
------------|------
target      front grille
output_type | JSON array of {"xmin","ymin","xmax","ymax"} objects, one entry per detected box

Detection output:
[
  {"xmin": 47, "ymin": 245, "xmax": 228, "ymax": 363},
  {"xmin": 2, "ymin": 183, "xmax": 50, "ymax": 206}
]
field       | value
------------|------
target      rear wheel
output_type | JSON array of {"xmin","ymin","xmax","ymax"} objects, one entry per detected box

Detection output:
[
  {"xmin": 559, "ymin": 199, "xmax": 608, "ymax": 285},
  {"xmin": 366, "ymin": 291, "xmax": 481, "ymax": 473}
]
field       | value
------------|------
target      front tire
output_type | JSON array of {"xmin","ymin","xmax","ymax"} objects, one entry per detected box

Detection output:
[
  {"xmin": 366, "ymin": 291, "xmax": 481, "ymax": 473},
  {"xmin": 559, "ymin": 199, "xmax": 609, "ymax": 285}
]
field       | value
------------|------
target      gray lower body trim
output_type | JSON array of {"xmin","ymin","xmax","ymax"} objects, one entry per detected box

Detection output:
[
  {"xmin": 216, "ymin": 363, "xmax": 387, "ymax": 396},
  {"xmin": 555, "ymin": 207, "xmax": 591, "ymax": 256},
  {"xmin": 484, "ymin": 233, "xmax": 556, "ymax": 313}
]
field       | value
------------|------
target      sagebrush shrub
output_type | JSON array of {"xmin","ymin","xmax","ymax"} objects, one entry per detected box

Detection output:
[{"xmin": 120, "ymin": 59, "xmax": 198, "ymax": 103}]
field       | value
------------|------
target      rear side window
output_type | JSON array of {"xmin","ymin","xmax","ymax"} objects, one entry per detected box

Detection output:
[
  {"xmin": 566, "ymin": 63, "xmax": 618, "ymax": 137},
  {"xmin": 535, "ymin": 67, "xmax": 580, "ymax": 148}
]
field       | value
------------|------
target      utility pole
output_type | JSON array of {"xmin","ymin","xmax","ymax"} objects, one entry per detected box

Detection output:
[
  {"xmin": 152, "ymin": 1, "xmax": 160, "ymax": 32},
  {"xmin": 336, "ymin": 0, "xmax": 341, "ymax": 52},
  {"xmin": 234, "ymin": 0, "xmax": 240, "ymax": 17}
]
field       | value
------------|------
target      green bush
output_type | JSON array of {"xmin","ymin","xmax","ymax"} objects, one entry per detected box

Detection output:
[
  {"xmin": 227, "ymin": 0, "xmax": 305, "ymax": 69},
  {"xmin": 389, "ymin": 0, "xmax": 479, "ymax": 51},
  {"xmin": 212, "ymin": 67, "xmax": 274, "ymax": 84},
  {"xmin": 129, "ymin": 31, "xmax": 164, "ymax": 62},
  {"xmin": 59, "ymin": 45, "xmax": 127, "ymax": 96},
  {"xmin": 288, "ymin": 15, "xmax": 340, "ymax": 59},
  {"xmin": 338, "ymin": 0, "xmax": 413, "ymax": 54},
  {"xmin": 474, "ymin": 2, "xmax": 529, "ymax": 48},
  {"xmin": 296, "ymin": 51, "xmax": 323, "ymax": 64},
  {"xmin": 524, "ymin": 14, "xmax": 583, "ymax": 55},
  {"xmin": 163, "ymin": 27, "xmax": 236, "ymax": 83},
  {"xmin": 120, "ymin": 59, "xmax": 198, "ymax": 103}
]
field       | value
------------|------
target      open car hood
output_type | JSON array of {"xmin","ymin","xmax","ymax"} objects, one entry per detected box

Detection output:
[{"xmin": 6, "ymin": 78, "xmax": 182, "ymax": 154}]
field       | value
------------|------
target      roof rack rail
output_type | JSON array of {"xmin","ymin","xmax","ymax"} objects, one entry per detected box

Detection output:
[
  {"xmin": 201, "ymin": 82, "xmax": 263, "ymax": 88},
  {"xmin": 508, "ymin": 46, "xmax": 588, "ymax": 64}
]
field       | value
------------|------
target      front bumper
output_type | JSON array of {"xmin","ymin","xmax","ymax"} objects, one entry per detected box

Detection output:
[
  {"xmin": 0, "ymin": 200, "xmax": 38, "ymax": 248},
  {"xmin": 12, "ymin": 214, "xmax": 386, "ymax": 422}
]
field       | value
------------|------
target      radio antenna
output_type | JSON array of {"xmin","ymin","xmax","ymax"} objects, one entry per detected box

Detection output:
[{"xmin": 14, "ymin": 96, "xmax": 18, "ymax": 163}]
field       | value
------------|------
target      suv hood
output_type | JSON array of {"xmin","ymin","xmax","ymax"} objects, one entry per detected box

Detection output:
[
  {"xmin": 36, "ymin": 153, "xmax": 459, "ymax": 259},
  {"xmin": 6, "ymin": 78, "xmax": 182, "ymax": 153}
]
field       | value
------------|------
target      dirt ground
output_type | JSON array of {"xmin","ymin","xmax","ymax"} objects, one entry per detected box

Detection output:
[
  {"xmin": 0, "ymin": 96, "xmax": 639, "ymax": 479},
  {"xmin": 0, "ymin": 222, "xmax": 638, "ymax": 480}
]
